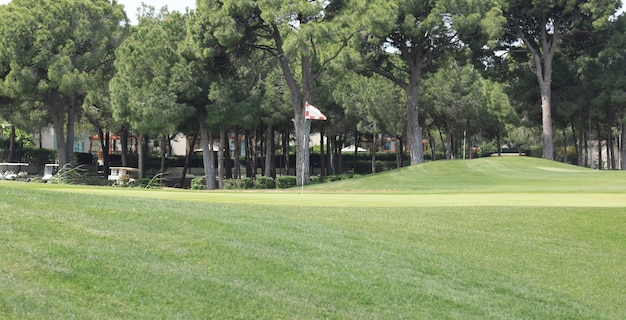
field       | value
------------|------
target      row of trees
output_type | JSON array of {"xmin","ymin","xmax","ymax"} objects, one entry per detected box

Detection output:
[{"xmin": 0, "ymin": 0, "xmax": 625, "ymax": 189}]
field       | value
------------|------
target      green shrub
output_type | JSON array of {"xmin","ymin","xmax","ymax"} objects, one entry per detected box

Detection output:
[
  {"xmin": 191, "ymin": 176, "xmax": 205, "ymax": 190},
  {"xmin": 131, "ymin": 178, "xmax": 154, "ymax": 188},
  {"xmin": 254, "ymin": 176, "xmax": 276, "ymax": 189},
  {"xmin": 241, "ymin": 177, "xmax": 254, "ymax": 189},
  {"xmin": 47, "ymin": 165, "xmax": 84, "ymax": 184},
  {"xmin": 276, "ymin": 176, "xmax": 297, "ymax": 188},
  {"xmin": 223, "ymin": 179, "xmax": 240, "ymax": 189},
  {"xmin": 223, "ymin": 178, "xmax": 255, "ymax": 189},
  {"xmin": 76, "ymin": 177, "xmax": 111, "ymax": 186},
  {"xmin": 327, "ymin": 174, "xmax": 347, "ymax": 182}
]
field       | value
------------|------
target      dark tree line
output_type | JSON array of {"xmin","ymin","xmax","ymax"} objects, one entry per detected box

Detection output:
[{"xmin": 1, "ymin": 0, "xmax": 625, "ymax": 190}]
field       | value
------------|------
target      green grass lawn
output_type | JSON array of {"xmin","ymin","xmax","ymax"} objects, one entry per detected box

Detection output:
[{"xmin": 1, "ymin": 157, "xmax": 625, "ymax": 319}]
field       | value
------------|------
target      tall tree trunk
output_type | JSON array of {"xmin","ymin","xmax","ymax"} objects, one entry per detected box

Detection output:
[
  {"xmin": 465, "ymin": 121, "xmax": 470, "ymax": 159},
  {"xmin": 320, "ymin": 125, "xmax": 326, "ymax": 179},
  {"xmin": 398, "ymin": 136, "xmax": 404, "ymax": 168},
  {"xmin": 405, "ymin": 71, "xmax": 424, "ymax": 165},
  {"xmin": 65, "ymin": 96, "xmax": 76, "ymax": 165},
  {"xmin": 270, "ymin": 24, "xmax": 311, "ymax": 185},
  {"xmin": 428, "ymin": 132, "xmax": 436, "ymax": 161},
  {"xmin": 38, "ymin": 129, "xmax": 44, "ymax": 164},
  {"xmin": 98, "ymin": 130, "xmax": 110, "ymax": 180},
  {"xmin": 571, "ymin": 123, "xmax": 579, "ymax": 166},
  {"xmin": 619, "ymin": 119, "xmax": 626, "ymax": 170},
  {"xmin": 336, "ymin": 135, "xmax": 343, "ymax": 174},
  {"xmin": 353, "ymin": 130, "xmax": 359, "ymax": 172},
  {"xmin": 51, "ymin": 101, "xmax": 68, "ymax": 166},
  {"xmin": 281, "ymin": 128, "xmax": 290, "ymax": 176},
  {"xmin": 264, "ymin": 125, "xmax": 274, "ymax": 178},
  {"xmin": 138, "ymin": 133, "xmax": 147, "ymax": 179},
  {"xmin": 438, "ymin": 128, "xmax": 446, "ymax": 159},
  {"xmin": 329, "ymin": 135, "xmax": 337, "ymax": 175},
  {"xmin": 245, "ymin": 131, "xmax": 253, "ymax": 178},
  {"xmin": 179, "ymin": 132, "xmax": 197, "ymax": 188},
  {"xmin": 445, "ymin": 127, "xmax": 453, "ymax": 159},
  {"xmin": 580, "ymin": 121, "xmax": 591, "ymax": 168},
  {"xmin": 218, "ymin": 128, "xmax": 226, "ymax": 189},
  {"xmin": 259, "ymin": 128, "xmax": 265, "ymax": 176},
  {"xmin": 246, "ymin": 129, "xmax": 258, "ymax": 178},
  {"xmin": 160, "ymin": 134, "xmax": 167, "ymax": 175},
  {"xmin": 524, "ymin": 21, "xmax": 556, "ymax": 161},
  {"xmin": 395, "ymin": 136, "xmax": 402, "ymax": 169},
  {"xmin": 562, "ymin": 128, "xmax": 568, "ymax": 164},
  {"xmin": 598, "ymin": 133, "xmax": 603, "ymax": 170},
  {"xmin": 608, "ymin": 131, "xmax": 615, "ymax": 170},
  {"xmin": 325, "ymin": 134, "xmax": 331, "ymax": 177},
  {"xmin": 234, "ymin": 127, "xmax": 241, "ymax": 179},
  {"xmin": 371, "ymin": 133, "xmax": 378, "ymax": 174},
  {"xmin": 607, "ymin": 110, "xmax": 615, "ymax": 169},
  {"xmin": 198, "ymin": 108, "xmax": 216, "ymax": 190},
  {"xmin": 8, "ymin": 125, "xmax": 16, "ymax": 162},
  {"xmin": 539, "ymin": 83, "xmax": 554, "ymax": 160},
  {"xmin": 120, "ymin": 127, "xmax": 129, "ymax": 167},
  {"xmin": 225, "ymin": 130, "xmax": 232, "ymax": 179}
]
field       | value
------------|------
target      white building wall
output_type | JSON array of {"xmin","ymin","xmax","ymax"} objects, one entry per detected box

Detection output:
[{"xmin": 169, "ymin": 133, "xmax": 188, "ymax": 156}]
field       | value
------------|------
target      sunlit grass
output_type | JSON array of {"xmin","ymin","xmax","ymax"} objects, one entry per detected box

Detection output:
[{"xmin": 1, "ymin": 157, "xmax": 625, "ymax": 319}]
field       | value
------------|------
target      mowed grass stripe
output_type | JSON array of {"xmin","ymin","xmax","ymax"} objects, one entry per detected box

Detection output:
[
  {"xmin": 27, "ymin": 187, "xmax": 626, "ymax": 207},
  {"xmin": 1, "ymin": 187, "xmax": 624, "ymax": 319}
]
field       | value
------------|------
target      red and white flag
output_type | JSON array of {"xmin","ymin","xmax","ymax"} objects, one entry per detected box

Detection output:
[{"xmin": 305, "ymin": 102, "xmax": 327, "ymax": 120}]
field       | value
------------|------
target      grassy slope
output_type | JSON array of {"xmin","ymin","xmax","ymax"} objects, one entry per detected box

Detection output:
[
  {"xmin": 1, "ymin": 157, "xmax": 625, "ymax": 319},
  {"xmin": 308, "ymin": 156, "xmax": 626, "ymax": 193}
]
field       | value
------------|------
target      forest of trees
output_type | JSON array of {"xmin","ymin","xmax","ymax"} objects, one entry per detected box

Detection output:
[{"xmin": 1, "ymin": 0, "xmax": 625, "ymax": 189}]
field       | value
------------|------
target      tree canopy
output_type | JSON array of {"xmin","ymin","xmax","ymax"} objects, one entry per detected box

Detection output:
[{"xmin": 2, "ymin": 0, "xmax": 626, "ymax": 184}]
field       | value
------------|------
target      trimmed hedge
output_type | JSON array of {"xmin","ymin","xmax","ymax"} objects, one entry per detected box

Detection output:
[
  {"xmin": 254, "ymin": 176, "xmax": 276, "ymax": 189},
  {"xmin": 224, "ymin": 178, "xmax": 254, "ymax": 190},
  {"xmin": 276, "ymin": 176, "xmax": 297, "ymax": 188}
]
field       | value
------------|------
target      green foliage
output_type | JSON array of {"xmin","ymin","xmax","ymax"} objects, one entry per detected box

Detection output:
[
  {"xmin": 326, "ymin": 173, "xmax": 355, "ymax": 182},
  {"xmin": 352, "ymin": 0, "xmax": 504, "ymax": 164},
  {"xmin": 223, "ymin": 179, "xmax": 240, "ymax": 190},
  {"xmin": 1, "ymin": 126, "xmax": 33, "ymax": 147},
  {"xmin": 126, "ymin": 178, "xmax": 154, "ymax": 188},
  {"xmin": 254, "ymin": 176, "xmax": 275, "ymax": 189},
  {"xmin": 332, "ymin": 72, "xmax": 406, "ymax": 138},
  {"xmin": 110, "ymin": 7, "xmax": 189, "ymax": 136},
  {"xmin": 0, "ymin": 0, "xmax": 128, "ymax": 165},
  {"xmin": 241, "ymin": 177, "xmax": 254, "ymax": 189},
  {"xmin": 309, "ymin": 175, "xmax": 322, "ymax": 184},
  {"xmin": 478, "ymin": 140, "xmax": 499, "ymax": 157},
  {"xmin": 143, "ymin": 173, "xmax": 164, "ymax": 189},
  {"xmin": 46, "ymin": 164, "xmax": 100, "ymax": 185},
  {"xmin": 275, "ymin": 176, "xmax": 297, "ymax": 189},
  {"xmin": 223, "ymin": 178, "xmax": 254, "ymax": 190},
  {"xmin": 190, "ymin": 176, "xmax": 205, "ymax": 190}
]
